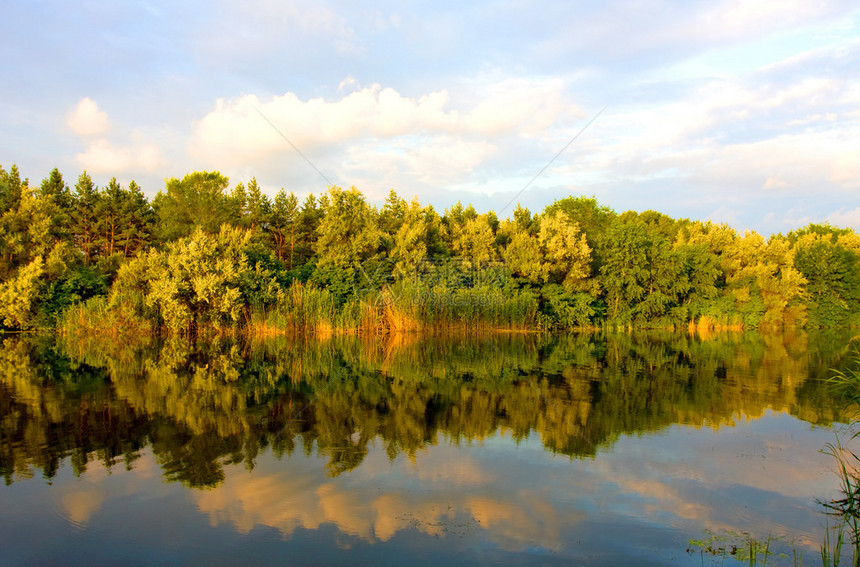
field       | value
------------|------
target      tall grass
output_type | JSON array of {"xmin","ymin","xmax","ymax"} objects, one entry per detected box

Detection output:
[
  {"xmin": 822, "ymin": 352, "xmax": 860, "ymax": 567},
  {"xmin": 248, "ymin": 282, "xmax": 344, "ymax": 335},
  {"xmin": 247, "ymin": 280, "xmax": 541, "ymax": 336},
  {"xmin": 61, "ymin": 276, "xmax": 545, "ymax": 338},
  {"xmin": 821, "ymin": 521, "xmax": 849, "ymax": 567},
  {"xmin": 820, "ymin": 437, "xmax": 860, "ymax": 567},
  {"xmin": 57, "ymin": 295, "xmax": 153, "ymax": 339}
]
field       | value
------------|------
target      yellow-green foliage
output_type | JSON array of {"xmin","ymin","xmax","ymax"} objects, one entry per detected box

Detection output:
[
  {"xmin": 450, "ymin": 215, "xmax": 497, "ymax": 262},
  {"xmin": 5, "ymin": 163, "xmax": 860, "ymax": 333},
  {"xmin": 112, "ymin": 225, "xmax": 255, "ymax": 332},
  {"xmin": 315, "ymin": 186, "xmax": 381, "ymax": 268},
  {"xmin": 502, "ymin": 210, "xmax": 592, "ymax": 292},
  {"xmin": 723, "ymin": 231, "xmax": 808, "ymax": 328},
  {"xmin": 0, "ymin": 256, "xmax": 44, "ymax": 328},
  {"xmin": 390, "ymin": 197, "xmax": 439, "ymax": 273},
  {"xmin": 538, "ymin": 211, "xmax": 592, "ymax": 290},
  {"xmin": 3, "ymin": 329, "xmax": 855, "ymax": 485},
  {"xmin": 503, "ymin": 230, "xmax": 544, "ymax": 282}
]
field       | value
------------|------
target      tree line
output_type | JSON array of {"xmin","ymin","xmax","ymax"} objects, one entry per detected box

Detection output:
[{"xmin": 1, "ymin": 163, "xmax": 858, "ymax": 333}]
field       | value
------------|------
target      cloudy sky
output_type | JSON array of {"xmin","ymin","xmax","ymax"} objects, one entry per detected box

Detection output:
[{"xmin": 2, "ymin": 1, "xmax": 859, "ymax": 235}]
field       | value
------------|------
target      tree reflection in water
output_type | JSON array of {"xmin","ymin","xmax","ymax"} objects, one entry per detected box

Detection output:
[{"xmin": 0, "ymin": 330, "xmax": 855, "ymax": 488}]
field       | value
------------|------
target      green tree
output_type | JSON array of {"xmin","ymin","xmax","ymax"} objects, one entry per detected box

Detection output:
[
  {"xmin": 153, "ymin": 171, "xmax": 232, "ymax": 241},
  {"xmin": 635, "ymin": 230, "xmax": 689, "ymax": 322},
  {"xmin": 538, "ymin": 211, "xmax": 592, "ymax": 291},
  {"xmin": 113, "ymin": 226, "xmax": 256, "ymax": 332},
  {"xmin": 0, "ymin": 165, "xmax": 29, "ymax": 277},
  {"xmin": 502, "ymin": 229, "xmax": 543, "ymax": 282},
  {"xmin": 242, "ymin": 178, "xmax": 271, "ymax": 235},
  {"xmin": 0, "ymin": 167, "xmax": 83, "ymax": 312},
  {"xmin": 0, "ymin": 164, "xmax": 25, "ymax": 214},
  {"xmin": 0, "ymin": 256, "xmax": 44, "ymax": 328},
  {"xmin": 501, "ymin": 211, "xmax": 591, "ymax": 289},
  {"xmin": 70, "ymin": 171, "xmax": 102, "ymax": 265},
  {"xmin": 93, "ymin": 178, "xmax": 154, "ymax": 259},
  {"xmin": 390, "ymin": 198, "xmax": 444, "ymax": 273},
  {"xmin": 722, "ymin": 232, "xmax": 808, "ymax": 328},
  {"xmin": 792, "ymin": 232, "xmax": 860, "ymax": 326},
  {"xmin": 379, "ymin": 189, "xmax": 407, "ymax": 253},
  {"xmin": 227, "ymin": 181, "xmax": 248, "ymax": 227},
  {"xmin": 33, "ymin": 168, "xmax": 72, "ymax": 250},
  {"xmin": 598, "ymin": 219, "xmax": 649, "ymax": 321},
  {"xmin": 267, "ymin": 190, "xmax": 299, "ymax": 266},
  {"xmin": 544, "ymin": 196, "xmax": 615, "ymax": 250},
  {"xmin": 118, "ymin": 180, "xmax": 155, "ymax": 257},
  {"xmin": 634, "ymin": 209, "xmax": 686, "ymax": 241},
  {"xmin": 294, "ymin": 194, "xmax": 323, "ymax": 268},
  {"xmin": 315, "ymin": 186, "xmax": 381, "ymax": 268},
  {"xmin": 597, "ymin": 217, "xmax": 689, "ymax": 324},
  {"xmin": 37, "ymin": 167, "xmax": 72, "ymax": 211},
  {"xmin": 445, "ymin": 205, "xmax": 497, "ymax": 263},
  {"xmin": 512, "ymin": 204, "xmax": 539, "ymax": 236},
  {"xmin": 95, "ymin": 178, "xmax": 126, "ymax": 258},
  {"xmin": 673, "ymin": 241, "xmax": 722, "ymax": 320}
]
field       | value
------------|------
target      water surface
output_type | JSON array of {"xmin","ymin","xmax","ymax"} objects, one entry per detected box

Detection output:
[{"xmin": 1, "ymin": 331, "xmax": 857, "ymax": 565}]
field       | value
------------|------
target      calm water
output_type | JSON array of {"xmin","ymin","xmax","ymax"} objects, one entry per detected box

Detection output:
[{"xmin": 1, "ymin": 330, "xmax": 858, "ymax": 566}]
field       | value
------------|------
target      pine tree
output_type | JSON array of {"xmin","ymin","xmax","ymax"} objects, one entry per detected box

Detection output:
[{"xmin": 70, "ymin": 171, "xmax": 101, "ymax": 265}]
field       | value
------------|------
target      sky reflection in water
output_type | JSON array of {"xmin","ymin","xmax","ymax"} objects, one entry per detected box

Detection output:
[{"xmin": 0, "ymin": 331, "xmax": 857, "ymax": 566}]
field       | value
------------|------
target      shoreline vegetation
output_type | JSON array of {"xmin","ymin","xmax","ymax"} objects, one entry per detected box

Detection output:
[{"xmin": 2, "ymin": 164, "xmax": 860, "ymax": 337}]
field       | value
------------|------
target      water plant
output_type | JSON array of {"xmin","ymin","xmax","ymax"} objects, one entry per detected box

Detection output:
[
  {"xmin": 821, "ymin": 349, "xmax": 860, "ymax": 566},
  {"xmin": 687, "ymin": 530, "xmax": 779, "ymax": 565},
  {"xmin": 821, "ymin": 521, "xmax": 846, "ymax": 567}
]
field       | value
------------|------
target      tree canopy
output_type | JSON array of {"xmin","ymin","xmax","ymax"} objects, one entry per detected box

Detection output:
[{"xmin": 2, "ymin": 162, "xmax": 858, "ymax": 333}]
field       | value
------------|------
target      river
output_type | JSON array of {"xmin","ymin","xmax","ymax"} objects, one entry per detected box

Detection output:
[{"xmin": 1, "ymin": 330, "xmax": 858, "ymax": 565}]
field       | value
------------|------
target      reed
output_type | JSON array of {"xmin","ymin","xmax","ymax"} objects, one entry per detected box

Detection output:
[
  {"xmin": 57, "ymin": 295, "xmax": 153, "ymax": 339},
  {"xmin": 827, "ymin": 358, "xmax": 860, "ymax": 410},
  {"xmin": 821, "ymin": 522, "xmax": 846, "ymax": 567},
  {"xmin": 821, "ymin": 352, "xmax": 860, "ymax": 567},
  {"xmin": 66, "ymin": 277, "xmax": 572, "ymax": 337}
]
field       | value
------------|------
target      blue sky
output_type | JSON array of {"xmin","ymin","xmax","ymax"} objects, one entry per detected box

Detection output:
[{"xmin": 2, "ymin": 0, "xmax": 859, "ymax": 235}]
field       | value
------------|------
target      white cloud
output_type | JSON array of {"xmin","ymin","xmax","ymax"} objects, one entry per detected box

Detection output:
[
  {"xmin": 786, "ymin": 113, "xmax": 838, "ymax": 126},
  {"xmin": 829, "ymin": 149, "xmax": 860, "ymax": 186},
  {"xmin": 763, "ymin": 177, "xmax": 788, "ymax": 190},
  {"xmin": 755, "ymin": 77, "xmax": 840, "ymax": 110},
  {"xmin": 189, "ymin": 86, "xmax": 459, "ymax": 165},
  {"xmin": 65, "ymin": 97, "xmax": 170, "ymax": 182},
  {"xmin": 610, "ymin": 75, "xmax": 843, "ymax": 156},
  {"xmin": 19, "ymin": 1, "xmax": 856, "ymax": 234},
  {"xmin": 697, "ymin": 130, "xmax": 860, "ymax": 193},
  {"xmin": 338, "ymin": 75, "xmax": 360, "ymax": 92},
  {"xmin": 76, "ymin": 138, "xmax": 162, "ymax": 174},
  {"xmin": 197, "ymin": 0, "xmax": 359, "ymax": 58},
  {"xmin": 537, "ymin": 0, "xmax": 855, "ymax": 62},
  {"xmin": 194, "ymin": 441, "xmax": 583, "ymax": 550},
  {"xmin": 189, "ymin": 80, "xmax": 573, "ymax": 182},
  {"xmin": 826, "ymin": 206, "xmax": 860, "ymax": 230},
  {"xmin": 705, "ymin": 205, "xmax": 742, "ymax": 227},
  {"xmin": 341, "ymin": 137, "xmax": 498, "ymax": 197},
  {"xmin": 581, "ymin": 63, "xmax": 859, "ymax": 193},
  {"xmin": 182, "ymin": 51, "xmax": 857, "ymax": 234},
  {"xmin": 697, "ymin": 0, "xmax": 844, "ymax": 42},
  {"xmin": 758, "ymin": 37, "xmax": 860, "ymax": 74},
  {"xmin": 761, "ymin": 208, "xmax": 816, "ymax": 232},
  {"xmin": 464, "ymin": 78, "xmax": 573, "ymax": 136},
  {"xmin": 67, "ymin": 97, "xmax": 111, "ymax": 136}
]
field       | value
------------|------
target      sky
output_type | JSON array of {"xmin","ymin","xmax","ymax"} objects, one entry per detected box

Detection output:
[{"xmin": 1, "ymin": 0, "xmax": 859, "ymax": 236}]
